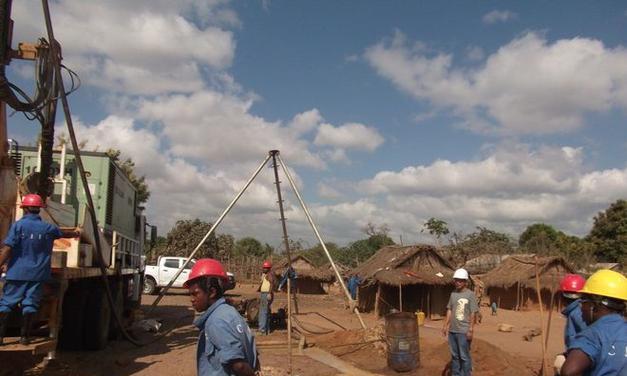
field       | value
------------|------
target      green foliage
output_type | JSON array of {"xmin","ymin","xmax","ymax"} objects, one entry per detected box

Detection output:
[
  {"xmin": 153, "ymin": 219, "xmax": 217, "ymax": 259},
  {"xmin": 234, "ymin": 237, "xmax": 271, "ymax": 258},
  {"xmin": 519, "ymin": 223, "xmax": 597, "ymax": 269},
  {"xmin": 445, "ymin": 227, "xmax": 515, "ymax": 266},
  {"xmin": 519, "ymin": 223, "xmax": 560, "ymax": 249},
  {"xmin": 301, "ymin": 243, "xmax": 340, "ymax": 267},
  {"xmin": 422, "ymin": 218, "xmax": 449, "ymax": 245},
  {"xmin": 586, "ymin": 199, "xmax": 627, "ymax": 263},
  {"xmin": 105, "ymin": 148, "xmax": 150, "ymax": 204}
]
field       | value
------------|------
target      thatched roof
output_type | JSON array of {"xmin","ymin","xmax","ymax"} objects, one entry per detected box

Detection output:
[
  {"xmin": 352, "ymin": 244, "xmax": 455, "ymax": 286},
  {"xmin": 482, "ymin": 255, "xmax": 574, "ymax": 290},
  {"xmin": 463, "ymin": 254, "xmax": 511, "ymax": 275},
  {"xmin": 273, "ymin": 255, "xmax": 335, "ymax": 282}
]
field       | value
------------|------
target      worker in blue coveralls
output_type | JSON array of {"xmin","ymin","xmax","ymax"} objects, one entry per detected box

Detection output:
[
  {"xmin": 553, "ymin": 274, "xmax": 587, "ymax": 373},
  {"xmin": 0, "ymin": 194, "xmax": 79, "ymax": 345},
  {"xmin": 347, "ymin": 274, "xmax": 361, "ymax": 301},
  {"xmin": 561, "ymin": 269, "xmax": 627, "ymax": 376},
  {"xmin": 185, "ymin": 258, "xmax": 258, "ymax": 376}
]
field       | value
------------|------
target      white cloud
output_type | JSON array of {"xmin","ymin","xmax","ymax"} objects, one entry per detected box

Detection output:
[
  {"xmin": 289, "ymin": 109, "xmax": 323, "ymax": 135},
  {"xmin": 365, "ymin": 32, "xmax": 627, "ymax": 135},
  {"xmin": 135, "ymin": 91, "xmax": 325, "ymax": 169},
  {"xmin": 317, "ymin": 182, "xmax": 343, "ymax": 200},
  {"xmin": 11, "ymin": 1, "xmax": 236, "ymax": 95},
  {"xmin": 314, "ymin": 123, "xmax": 384, "ymax": 151},
  {"xmin": 356, "ymin": 143, "xmax": 627, "ymax": 241},
  {"xmin": 482, "ymin": 10, "xmax": 517, "ymax": 24}
]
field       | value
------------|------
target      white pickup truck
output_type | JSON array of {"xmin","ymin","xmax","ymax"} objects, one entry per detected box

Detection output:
[{"xmin": 143, "ymin": 256, "xmax": 235, "ymax": 295}]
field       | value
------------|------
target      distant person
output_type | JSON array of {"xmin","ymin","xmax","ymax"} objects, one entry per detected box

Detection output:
[
  {"xmin": 347, "ymin": 274, "xmax": 361, "ymax": 301},
  {"xmin": 257, "ymin": 260, "xmax": 276, "ymax": 335},
  {"xmin": 442, "ymin": 268, "xmax": 479, "ymax": 376},
  {"xmin": 278, "ymin": 266, "xmax": 296, "ymax": 292},
  {"xmin": 490, "ymin": 301, "xmax": 498, "ymax": 316},
  {"xmin": 560, "ymin": 274, "xmax": 587, "ymax": 347},
  {"xmin": 561, "ymin": 269, "xmax": 627, "ymax": 376},
  {"xmin": 185, "ymin": 258, "xmax": 258, "ymax": 376},
  {"xmin": 0, "ymin": 194, "xmax": 79, "ymax": 345},
  {"xmin": 554, "ymin": 274, "xmax": 587, "ymax": 373}
]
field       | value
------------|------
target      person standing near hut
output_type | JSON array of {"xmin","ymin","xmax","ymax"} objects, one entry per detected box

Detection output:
[
  {"xmin": 442, "ymin": 268, "xmax": 478, "ymax": 376},
  {"xmin": 561, "ymin": 269, "xmax": 627, "ymax": 376},
  {"xmin": 258, "ymin": 260, "xmax": 276, "ymax": 335}
]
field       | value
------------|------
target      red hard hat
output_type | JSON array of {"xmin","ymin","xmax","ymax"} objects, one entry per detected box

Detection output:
[
  {"xmin": 184, "ymin": 258, "xmax": 228, "ymax": 288},
  {"xmin": 262, "ymin": 260, "xmax": 272, "ymax": 268},
  {"xmin": 20, "ymin": 194, "xmax": 44, "ymax": 208},
  {"xmin": 560, "ymin": 274, "xmax": 586, "ymax": 294}
]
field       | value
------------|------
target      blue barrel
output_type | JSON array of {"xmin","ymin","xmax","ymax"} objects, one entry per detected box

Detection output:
[{"xmin": 385, "ymin": 312, "xmax": 419, "ymax": 372}]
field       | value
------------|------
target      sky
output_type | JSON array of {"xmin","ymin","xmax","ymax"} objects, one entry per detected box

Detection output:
[{"xmin": 6, "ymin": 1, "xmax": 627, "ymax": 250}]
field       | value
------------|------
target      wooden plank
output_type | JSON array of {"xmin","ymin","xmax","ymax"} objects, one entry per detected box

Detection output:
[
  {"xmin": 304, "ymin": 347, "xmax": 383, "ymax": 376},
  {"xmin": 0, "ymin": 337, "xmax": 56, "ymax": 355}
]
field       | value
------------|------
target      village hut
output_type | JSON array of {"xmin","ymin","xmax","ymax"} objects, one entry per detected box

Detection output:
[
  {"xmin": 352, "ymin": 244, "xmax": 456, "ymax": 318},
  {"xmin": 463, "ymin": 254, "xmax": 511, "ymax": 275},
  {"xmin": 273, "ymin": 255, "xmax": 335, "ymax": 294},
  {"xmin": 482, "ymin": 255, "xmax": 575, "ymax": 311}
]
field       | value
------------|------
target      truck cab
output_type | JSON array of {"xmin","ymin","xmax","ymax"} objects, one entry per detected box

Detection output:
[
  {"xmin": 143, "ymin": 256, "xmax": 235, "ymax": 295},
  {"xmin": 143, "ymin": 257, "xmax": 195, "ymax": 295}
]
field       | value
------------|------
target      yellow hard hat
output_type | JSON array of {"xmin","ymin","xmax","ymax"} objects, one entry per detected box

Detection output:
[{"xmin": 579, "ymin": 269, "xmax": 627, "ymax": 301}]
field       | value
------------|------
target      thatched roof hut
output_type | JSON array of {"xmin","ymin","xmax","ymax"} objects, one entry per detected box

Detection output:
[
  {"xmin": 273, "ymin": 255, "xmax": 335, "ymax": 294},
  {"xmin": 463, "ymin": 254, "xmax": 511, "ymax": 275},
  {"xmin": 483, "ymin": 254, "xmax": 575, "ymax": 311},
  {"xmin": 352, "ymin": 244, "xmax": 456, "ymax": 318}
]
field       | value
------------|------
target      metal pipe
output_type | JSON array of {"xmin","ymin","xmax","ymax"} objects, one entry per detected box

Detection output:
[
  {"xmin": 59, "ymin": 142, "xmax": 66, "ymax": 203},
  {"xmin": 277, "ymin": 154, "xmax": 367, "ymax": 329},
  {"xmin": 150, "ymin": 154, "xmax": 272, "ymax": 310},
  {"xmin": 270, "ymin": 150, "xmax": 292, "ymax": 373}
]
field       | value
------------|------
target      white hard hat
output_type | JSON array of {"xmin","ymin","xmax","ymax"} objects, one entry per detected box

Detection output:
[{"xmin": 453, "ymin": 268, "xmax": 469, "ymax": 280}]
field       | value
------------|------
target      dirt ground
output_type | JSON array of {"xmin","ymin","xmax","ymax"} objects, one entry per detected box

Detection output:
[{"xmin": 0, "ymin": 284, "xmax": 566, "ymax": 376}]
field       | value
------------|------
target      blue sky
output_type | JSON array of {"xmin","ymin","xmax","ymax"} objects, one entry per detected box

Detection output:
[{"xmin": 6, "ymin": 1, "xmax": 627, "ymax": 248}]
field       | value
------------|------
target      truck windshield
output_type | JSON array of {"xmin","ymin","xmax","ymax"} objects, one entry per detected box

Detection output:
[{"xmin": 184, "ymin": 260, "xmax": 195, "ymax": 270}]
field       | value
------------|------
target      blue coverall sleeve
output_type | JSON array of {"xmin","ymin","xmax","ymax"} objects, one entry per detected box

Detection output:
[
  {"xmin": 568, "ymin": 328, "xmax": 601, "ymax": 367},
  {"xmin": 3, "ymin": 223, "xmax": 19, "ymax": 248},
  {"xmin": 49, "ymin": 225, "xmax": 63, "ymax": 239},
  {"xmin": 206, "ymin": 317, "xmax": 247, "ymax": 366}
]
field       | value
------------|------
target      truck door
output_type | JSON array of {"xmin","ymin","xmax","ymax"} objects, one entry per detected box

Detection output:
[{"xmin": 161, "ymin": 258, "xmax": 182, "ymax": 286}]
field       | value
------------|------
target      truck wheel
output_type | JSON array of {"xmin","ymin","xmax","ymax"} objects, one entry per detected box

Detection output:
[
  {"xmin": 143, "ymin": 277, "xmax": 157, "ymax": 295},
  {"xmin": 59, "ymin": 282, "xmax": 87, "ymax": 350},
  {"xmin": 83, "ymin": 283, "xmax": 111, "ymax": 350}
]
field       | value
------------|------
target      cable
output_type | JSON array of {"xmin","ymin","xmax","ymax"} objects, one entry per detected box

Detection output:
[{"xmin": 39, "ymin": 0, "xmax": 175, "ymax": 347}]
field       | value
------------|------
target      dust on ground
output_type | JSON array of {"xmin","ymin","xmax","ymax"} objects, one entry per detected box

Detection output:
[{"xmin": 0, "ymin": 284, "xmax": 564, "ymax": 375}]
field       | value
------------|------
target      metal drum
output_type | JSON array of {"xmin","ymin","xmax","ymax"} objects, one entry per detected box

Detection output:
[{"xmin": 385, "ymin": 312, "xmax": 420, "ymax": 372}]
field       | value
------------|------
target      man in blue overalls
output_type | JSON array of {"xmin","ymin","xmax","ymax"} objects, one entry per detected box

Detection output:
[
  {"xmin": 186, "ymin": 258, "xmax": 258, "ymax": 376},
  {"xmin": 561, "ymin": 269, "xmax": 627, "ymax": 376},
  {"xmin": 0, "ymin": 194, "xmax": 79, "ymax": 345}
]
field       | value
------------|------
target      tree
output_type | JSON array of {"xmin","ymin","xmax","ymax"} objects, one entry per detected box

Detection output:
[
  {"xmin": 301, "ymin": 243, "xmax": 340, "ymax": 267},
  {"xmin": 445, "ymin": 227, "xmax": 515, "ymax": 266},
  {"xmin": 586, "ymin": 199, "xmax": 627, "ymax": 263},
  {"xmin": 422, "ymin": 218, "xmax": 449, "ymax": 246},
  {"xmin": 105, "ymin": 148, "xmax": 150, "ymax": 204},
  {"xmin": 156, "ymin": 219, "xmax": 217, "ymax": 259},
  {"xmin": 519, "ymin": 223, "xmax": 561, "ymax": 254},
  {"xmin": 234, "ymin": 237, "xmax": 270, "ymax": 258}
]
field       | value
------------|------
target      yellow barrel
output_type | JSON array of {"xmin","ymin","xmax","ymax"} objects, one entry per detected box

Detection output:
[
  {"xmin": 385, "ymin": 312, "xmax": 419, "ymax": 372},
  {"xmin": 416, "ymin": 311, "xmax": 425, "ymax": 326}
]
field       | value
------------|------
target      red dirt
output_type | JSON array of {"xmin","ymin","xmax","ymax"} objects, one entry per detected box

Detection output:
[{"xmin": 0, "ymin": 284, "xmax": 563, "ymax": 375}]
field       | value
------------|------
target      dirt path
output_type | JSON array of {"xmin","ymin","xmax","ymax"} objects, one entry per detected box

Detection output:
[{"xmin": 0, "ymin": 285, "xmax": 567, "ymax": 375}]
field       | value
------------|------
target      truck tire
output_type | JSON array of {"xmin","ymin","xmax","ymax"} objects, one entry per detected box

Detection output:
[
  {"xmin": 143, "ymin": 277, "xmax": 157, "ymax": 295},
  {"xmin": 83, "ymin": 283, "xmax": 111, "ymax": 350},
  {"xmin": 59, "ymin": 282, "xmax": 87, "ymax": 350}
]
